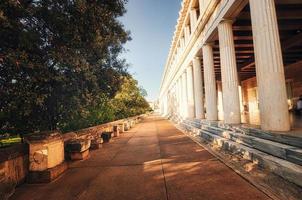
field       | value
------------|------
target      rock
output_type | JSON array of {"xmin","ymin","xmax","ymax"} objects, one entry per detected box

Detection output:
[
  {"xmin": 90, "ymin": 137, "xmax": 103, "ymax": 150},
  {"xmin": 113, "ymin": 125, "xmax": 119, "ymax": 137},
  {"xmin": 101, "ymin": 132, "xmax": 113, "ymax": 142},
  {"xmin": 65, "ymin": 139, "xmax": 91, "ymax": 153}
]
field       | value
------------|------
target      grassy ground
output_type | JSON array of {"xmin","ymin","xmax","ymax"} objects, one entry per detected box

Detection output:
[{"xmin": 0, "ymin": 135, "xmax": 22, "ymax": 148}]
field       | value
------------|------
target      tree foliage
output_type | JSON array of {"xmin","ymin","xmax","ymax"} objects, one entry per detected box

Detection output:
[
  {"xmin": 0, "ymin": 0, "xmax": 149, "ymax": 134},
  {"xmin": 111, "ymin": 76, "xmax": 151, "ymax": 119}
]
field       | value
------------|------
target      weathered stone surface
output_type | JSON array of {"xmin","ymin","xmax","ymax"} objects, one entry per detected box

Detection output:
[
  {"xmin": 101, "ymin": 132, "xmax": 113, "ymax": 143},
  {"xmin": 183, "ymin": 120, "xmax": 302, "ymax": 188},
  {"xmin": 0, "ymin": 180, "xmax": 15, "ymax": 200},
  {"xmin": 25, "ymin": 131, "xmax": 61, "ymax": 142},
  {"xmin": 26, "ymin": 132, "xmax": 64, "ymax": 172},
  {"xmin": 27, "ymin": 161, "xmax": 67, "ymax": 184},
  {"xmin": 286, "ymin": 148, "xmax": 302, "ymax": 166},
  {"xmin": 90, "ymin": 137, "xmax": 103, "ymax": 150},
  {"xmin": 242, "ymin": 127, "xmax": 302, "ymax": 148},
  {"xmin": 0, "ymin": 155, "xmax": 29, "ymax": 186},
  {"xmin": 124, "ymin": 122, "xmax": 130, "ymax": 131},
  {"xmin": 201, "ymin": 124, "xmax": 302, "ymax": 166},
  {"xmin": 113, "ymin": 125, "xmax": 119, "ymax": 137},
  {"xmin": 118, "ymin": 123, "xmax": 125, "ymax": 133},
  {"xmin": 65, "ymin": 139, "xmax": 91, "ymax": 153},
  {"xmin": 70, "ymin": 149, "xmax": 89, "ymax": 160}
]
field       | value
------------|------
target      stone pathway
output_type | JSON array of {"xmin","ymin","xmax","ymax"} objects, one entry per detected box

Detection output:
[{"xmin": 11, "ymin": 116, "xmax": 271, "ymax": 200}]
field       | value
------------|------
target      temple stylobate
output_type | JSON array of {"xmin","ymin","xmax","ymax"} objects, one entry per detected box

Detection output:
[{"xmin": 159, "ymin": 0, "xmax": 302, "ymax": 132}]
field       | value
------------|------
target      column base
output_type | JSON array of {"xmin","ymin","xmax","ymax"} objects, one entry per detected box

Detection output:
[{"xmin": 27, "ymin": 162, "xmax": 68, "ymax": 184}]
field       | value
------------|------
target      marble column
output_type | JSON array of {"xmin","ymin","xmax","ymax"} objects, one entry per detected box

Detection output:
[
  {"xmin": 177, "ymin": 79, "xmax": 182, "ymax": 116},
  {"xmin": 181, "ymin": 72, "xmax": 188, "ymax": 118},
  {"xmin": 217, "ymin": 81, "xmax": 224, "ymax": 120},
  {"xmin": 179, "ymin": 76, "xmax": 184, "ymax": 117},
  {"xmin": 202, "ymin": 44, "xmax": 218, "ymax": 121},
  {"xmin": 249, "ymin": 0, "xmax": 290, "ymax": 131},
  {"xmin": 190, "ymin": 8, "xmax": 198, "ymax": 32},
  {"xmin": 193, "ymin": 57, "xmax": 205, "ymax": 119},
  {"xmin": 186, "ymin": 65, "xmax": 195, "ymax": 118},
  {"xmin": 218, "ymin": 20, "xmax": 241, "ymax": 124}
]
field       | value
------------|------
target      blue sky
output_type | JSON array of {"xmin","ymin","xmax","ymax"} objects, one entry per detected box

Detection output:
[{"xmin": 120, "ymin": 0, "xmax": 182, "ymax": 101}]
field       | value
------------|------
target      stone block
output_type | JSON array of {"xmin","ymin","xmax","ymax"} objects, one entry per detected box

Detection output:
[
  {"xmin": 113, "ymin": 125, "xmax": 119, "ymax": 137},
  {"xmin": 25, "ymin": 132, "xmax": 64, "ymax": 172},
  {"xmin": 65, "ymin": 139, "xmax": 91, "ymax": 153},
  {"xmin": 27, "ymin": 161, "xmax": 67, "ymax": 184},
  {"xmin": 90, "ymin": 137, "xmax": 103, "ymax": 150},
  {"xmin": 101, "ymin": 132, "xmax": 113, "ymax": 142},
  {"xmin": 124, "ymin": 122, "xmax": 130, "ymax": 131},
  {"xmin": 118, "ymin": 123, "xmax": 125, "ymax": 133},
  {"xmin": 286, "ymin": 148, "xmax": 302, "ymax": 166},
  {"xmin": 69, "ymin": 149, "xmax": 89, "ymax": 160}
]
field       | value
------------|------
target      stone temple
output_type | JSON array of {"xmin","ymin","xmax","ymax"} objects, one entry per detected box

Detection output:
[{"xmin": 158, "ymin": 0, "xmax": 302, "ymax": 134}]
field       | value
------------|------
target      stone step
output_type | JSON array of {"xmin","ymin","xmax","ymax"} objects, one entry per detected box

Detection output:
[
  {"xmin": 198, "ymin": 121, "xmax": 302, "ymax": 149},
  {"xmin": 183, "ymin": 120, "xmax": 302, "ymax": 166},
  {"xmin": 238, "ymin": 126, "xmax": 302, "ymax": 149},
  {"xmin": 202, "ymin": 125, "xmax": 302, "ymax": 166},
  {"xmin": 180, "ymin": 122, "xmax": 302, "ymax": 188}
]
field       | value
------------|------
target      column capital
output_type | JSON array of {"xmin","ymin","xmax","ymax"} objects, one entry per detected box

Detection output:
[
  {"xmin": 194, "ymin": 56, "xmax": 202, "ymax": 60},
  {"xmin": 220, "ymin": 18, "xmax": 234, "ymax": 24},
  {"xmin": 203, "ymin": 42, "xmax": 215, "ymax": 47}
]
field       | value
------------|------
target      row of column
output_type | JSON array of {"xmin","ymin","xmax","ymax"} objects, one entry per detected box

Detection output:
[{"xmin": 164, "ymin": 0, "xmax": 290, "ymax": 131}]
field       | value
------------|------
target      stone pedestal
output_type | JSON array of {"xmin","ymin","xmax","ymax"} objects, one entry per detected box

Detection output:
[
  {"xmin": 70, "ymin": 150, "xmax": 89, "ymax": 160},
  {"xmin": 118, "ymin": 123, "xmax": 125, "ymax": 133},
  {"xmin": 249, "ymin": 0, "xmax": 290, "ymax": 131},
  {"xmin": 25, "ymin": 132, "xmax": 66, "ymax": 183},
  {"xmin": 130, "ymin": 120, "xmax": 135, "ymax": 128},
  {"xmin": 124, "ymin": 121, "xmax": 130, "ymax": 131},
  {"xmin": 65, "ymin": 139, "xmax": 91, "ymax": 160},
  {"xmin": 90, "ymin": 137, "xmax": 103, "ymax": 150},
  {"xmin": 101, "ymin": 132, "xmax": 113, "ymax": 143},
  {"xmin": 113, "ymin": 125, "xmax": 120, "ymax": 137}
]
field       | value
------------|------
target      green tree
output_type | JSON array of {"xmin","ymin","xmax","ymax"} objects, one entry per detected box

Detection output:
[
  {"xmin": 111, "ymin": 76, "xmax": 150, "ymax": 119},
  {"xmin": 0, "ymin": 0, "xmax": 130, "ymax": 133}
]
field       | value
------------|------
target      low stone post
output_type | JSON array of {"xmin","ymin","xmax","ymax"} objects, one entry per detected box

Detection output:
[
  {"xmin": 129, "ymin": 120, "xmax": 133, "ymax": 128},
  {"xmin": 65, "ymin": 139, "xmax": 91, "ymax": 160},
  {"xmin": 25, "ymin": 132, "xmax": 67, "ymax": 183},
  {"xmin": 101, "ymin": 132, "xmax": 113, "ymax": 142},
  {"xmin": 124, "ymin": 121, "xmax": 130, "ymax": 131},
  {"xmin": 118, "ymin": 123, "xmax": 125, "ymax": 133},
  {"xmin": 90, "ymin": 136, "xmax": 103, "ymax": 150},
  {"xmin": 113, "ymin": 125, "xmax": 119, "ymax": 137}
]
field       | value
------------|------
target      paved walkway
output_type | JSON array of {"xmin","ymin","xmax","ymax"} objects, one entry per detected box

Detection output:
[{"xmin": 12, "ymin": 116, "xmax": 270, "ymax": 200}]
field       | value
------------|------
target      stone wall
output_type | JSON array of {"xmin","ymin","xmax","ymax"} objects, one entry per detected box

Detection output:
[
  {"xmin": 0, "ymin": 144, "xmax": 29, "ymax": 198},
  {"xmin": 0, "ymin": 114, "xmax": 144, "ymax": 191}
]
